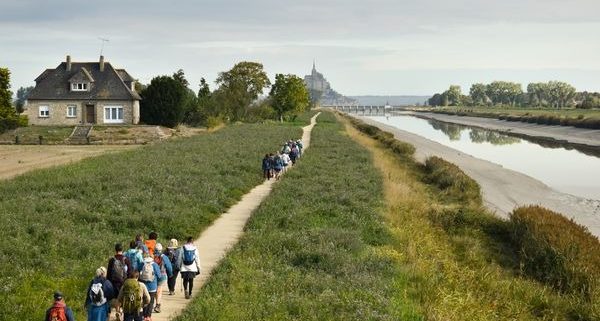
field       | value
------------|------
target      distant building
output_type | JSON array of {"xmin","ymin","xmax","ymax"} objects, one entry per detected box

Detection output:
[
  {"xmin": 26, "ymin": 55, "xmax": 141, "ymax": 125},
  {"xmin": 303, "ymin": 62, "xmax": 356, "ymax": 106}
]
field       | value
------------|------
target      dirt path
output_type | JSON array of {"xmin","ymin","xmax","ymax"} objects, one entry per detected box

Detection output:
[
  {"xmin": 152, "ymin": 113, "xmax": 321, "ymax": 321},
  {"xmin": 0, "ymin": 145, "xmax": 136, "ymax": 180},
  {"xmin": 357, "ymin": 116, "xmax": 600, "ymax": 238}
]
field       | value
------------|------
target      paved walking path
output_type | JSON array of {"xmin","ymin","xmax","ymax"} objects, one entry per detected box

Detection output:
[{"xmin": 151, "ymin": 113, "xmax": 320, "ymax": 321}]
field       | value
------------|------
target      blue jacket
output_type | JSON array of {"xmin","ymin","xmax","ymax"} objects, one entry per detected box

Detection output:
[
  {"xmin": 84, "ymin": 277, "xmax": 115, "ymax": 307},
  {"xmin": 140, "ymin": 259, "xmax": 162, "ymax": 292}
]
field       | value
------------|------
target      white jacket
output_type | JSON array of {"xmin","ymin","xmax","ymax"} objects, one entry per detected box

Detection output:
[{"xmin": 178, "ymin": 244, "xmax": 201, "ymax": 273}]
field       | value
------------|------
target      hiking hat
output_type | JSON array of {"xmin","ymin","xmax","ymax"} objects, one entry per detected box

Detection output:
[
  {"xmin": 168, "ymin": 239, "xmax": 179, "ymax": 249},
  {"xmin": 53, "ymin": 291, "xmax": 63, "ymax": 300},
  {"xmin": 155, "ymin": 243, "xmax": 163, "ymax": 253}
]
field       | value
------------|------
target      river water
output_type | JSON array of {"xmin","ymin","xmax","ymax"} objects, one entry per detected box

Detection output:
[{"xmin": 368, "ymin": 115, "xmax": 600, "ymax": 200}]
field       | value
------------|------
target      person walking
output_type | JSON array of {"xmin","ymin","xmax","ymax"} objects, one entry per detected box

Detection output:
[
  {"xmin": 296, "ymin": 140, "xmax": 303, "ymax": 157},
  {"xmin": 124, "ymin": 241, "xmax": 144, "ymax": 273},
  {"xmin": 107, "ymin": 243, "xmax": 129, "ymax": 297},
  {"xmin": 152, "ymin": 243, "xmax": 173, "ymax": 313},
  {"xmin": 135, "ymin": 235, "xmax": 149, "ymax": 255},
  {"xmin": 178, "ymin": 237, "xmax": 201, "ymax": 299},
  {"xmin": 144, "ymin": 232, "xmax": 158, "ymax": 256},
  {"xmin": 262, "ymin": 154, "xmax": 272, "ymax": 180},
  {"xmin": 84, "ymin": 267, "xmax": 115, "ymax": 321},
  {"xmin": 289, "ymin": 144, "xmax": 299, "ymax": 165},
  {"xmin": 117, "ymin": 271, "xmax": 150, "ymax": 321},
  {"xmin": 272, "ymin": 153, "xmax": 283, "ymax": 180},
  {"xmin": 45, "ymin": 291, "xmax": 75, "ymax": 321},
  {"xmin": 280, "ymin": 152, "xmax": 290, "ymax": 173},
  {"xmin": 139, "ymin": 254, "xmax": 161, "ymax": 320},
  {"xmin": 165, "ymin": 239, "xmax": 181, "ymax": 296}
]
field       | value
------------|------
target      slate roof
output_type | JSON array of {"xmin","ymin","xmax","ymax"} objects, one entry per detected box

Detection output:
[{"xmin": 28, "ymin": 60, "xmax": 141, "ymax": 101}]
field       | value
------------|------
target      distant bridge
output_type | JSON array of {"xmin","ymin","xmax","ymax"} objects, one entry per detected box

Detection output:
[{"xmin": 321, "ymin": 105, "xmax": 408, "ymax": 115}]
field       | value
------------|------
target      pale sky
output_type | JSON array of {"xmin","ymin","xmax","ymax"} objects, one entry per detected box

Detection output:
[{"xmin": 2, "ymin": 0, "xmax": 599, "ymax": 96}]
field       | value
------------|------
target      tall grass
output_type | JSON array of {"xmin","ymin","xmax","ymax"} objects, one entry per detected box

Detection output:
[
  {"xmin": 344, "ymin": 114, "xmax": 599, "ymax": 320},
  {"xmin": 174, "ymin": 112, "xmax": 423, "ymax": 320},
  {"xmin": 510, "ymin": 206, "xmax": 600, "ymax": 304},
  {"xmin": 0, "ymin": 122, "xmax": 301, "ymax": 321}
]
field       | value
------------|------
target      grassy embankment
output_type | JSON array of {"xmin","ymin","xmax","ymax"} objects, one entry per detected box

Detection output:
[
  {"xmin": 347, "ymin": 115, "xmax": 599, "ymax": 320},
  {"xmin": 0, "ymin": 121, "xmax": 302, "ymax": 321},
  {"xmin": 416, "ymin": 106, "xmax": 600, "ymax": 129},
  {"xmin": 176, "ymin": 111, "xmax": 598, "ymax": 320},
  {"xmin": 175, "ymin": 111, "xmax": 423, "ymax": 320},
  {"xmin": 0, "ymin": 126, "xmax": 74, "ymax": 144}
]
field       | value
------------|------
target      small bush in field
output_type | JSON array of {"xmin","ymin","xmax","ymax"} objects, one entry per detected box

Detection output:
[
  {"xmin": 423, "ymin": 156, "xmax": 481, "ymax": 206},
  {"xmin": 510, "ymin": 206, "xmax": 600, "ymax": 302}
]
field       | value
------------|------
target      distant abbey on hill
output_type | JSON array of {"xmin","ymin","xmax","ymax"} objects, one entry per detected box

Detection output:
[{"xmin": 303, "ymin": 62, "xmax": 356, "ymax": 106}]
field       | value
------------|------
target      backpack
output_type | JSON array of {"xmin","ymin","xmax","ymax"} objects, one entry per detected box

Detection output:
[
  {"xmin": 183, "ymin": 247, "xmax": 195, "ymax": 266},
  {"xmin": 48, "ymin": 303, "xmax": 67, "ymax": 321},
  {"xmin": 110, "ymin": 257, "xmax": 127, "ymax": 284},
  {"xmin": 124, "ymin": 251, "xmax": 140, "ymax": 272},
  {"xmin": 154, "ymin": 255, "xmax": 166, "ymax": 275},
  {"xmin": 120, "ymin": 279, "xmax": 142, "ymax": 314},
  {"xmin": 140, "ymin": 262, "xmax": 154, "ymax": 282},
  {"xmin": 89, "ymin": 282, "xmax": 106, "ymax": 306},
  {"xmin": 166, "ymin": 248, "xmax": 178, "ymax": 268}
]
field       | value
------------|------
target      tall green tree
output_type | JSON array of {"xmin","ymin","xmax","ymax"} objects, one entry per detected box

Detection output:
[
  {"xmin": 140, "ymin": 75, "xmax": 187, "ymax": 127},
  {"xmin": 0, "ymin": 68, "xmax": 12, "ymax": 111},
  {"xmin": 469, "ymin": 83, "xmax": 488, "ymax": 106},
  {"xmin": 15, "ymin": 86, "xmax": 34, "ymax": 113},
  {"xmin": 269, "ymin": 74, "xmax": 310, "ymax": 121},
  {"xmin": 0, "ymin": 68, "xmax": 19, "ymax": 133},
  {"xmin": 214, "ymin": 61, "xmax": 271, "ymax": 121},
  {"xmin": 486, "ymin": 81, "xmax": 522, "ymax": 106},
  {"xmin": 173, "ymin": 69, "xmax": 190, "ymax": 88},
  {"xmin": 444, "ymin": 85, "xmax": 462, "ymax": 106}
]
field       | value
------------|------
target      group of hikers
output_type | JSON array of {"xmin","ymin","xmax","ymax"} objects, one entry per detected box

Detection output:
[
  {"xmin": 262, "ymin": 139, "xmax": 303, "ymax": 180},
  {"xmin": 46, "ymin": 232, "xmax": 201, "ymax": 321}
]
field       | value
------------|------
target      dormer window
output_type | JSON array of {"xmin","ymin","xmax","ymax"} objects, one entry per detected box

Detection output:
[{"xmin": 71, "ymin": 83, "xmax": 89, "ymax": 91}]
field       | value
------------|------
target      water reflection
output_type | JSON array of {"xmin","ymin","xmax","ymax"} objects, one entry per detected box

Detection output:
[
  {"xmin": 368, "ymin": 115, "xmax": 600, "ymax": 200},
  {"xmin": 428, "ymin": 120, "xmax": 520, "ymax": 145}
]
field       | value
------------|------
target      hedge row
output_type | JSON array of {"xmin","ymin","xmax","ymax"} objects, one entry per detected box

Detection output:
[
  {"xmin": 0, "ymin": 115, "xmax": 27, "ymax": 134},
  {"xmin": 510, "ymin": 206, "xmax": 600, "ymax": 303},
  {"xmin": 429, "ymin": 109, "xmax": 600, "ymax": 129},
  {"xmin": 345, "ymin": 117, "xmax": 416, "ymax": 158},
  {"xmin": 499, "ymin": 114, "xmax": 600, "ymax": 129}
]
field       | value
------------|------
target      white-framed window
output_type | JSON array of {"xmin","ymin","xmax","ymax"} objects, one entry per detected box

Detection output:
[
  {"xmin": 39, "ymin": 105, "xmax": 49, "ymax": 118},
  {"xmin": 71, "ymin": 83, "xmax": 88, "ymax": 91},
  {"xmin": 104, "ymin": 106, "xmax": 124, "ymax": 123},
  {"xmin": 67, "ymin": 105, "xmax": 77, "ymax": 118}
]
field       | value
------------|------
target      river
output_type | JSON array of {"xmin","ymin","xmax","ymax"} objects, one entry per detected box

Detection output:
[{"xmin": 368, "ymin": 115, "xmax": 600, "ymax": 201}]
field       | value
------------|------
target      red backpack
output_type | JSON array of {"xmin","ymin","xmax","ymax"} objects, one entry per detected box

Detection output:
[{"xmin": 48, "ymin": 302, "xmax": 67, "ymax": 321}]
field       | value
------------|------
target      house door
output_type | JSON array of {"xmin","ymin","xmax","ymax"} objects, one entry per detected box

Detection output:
[{"xmin": 85, "ymin": 104, "xmax": 95, "ymax": 124}]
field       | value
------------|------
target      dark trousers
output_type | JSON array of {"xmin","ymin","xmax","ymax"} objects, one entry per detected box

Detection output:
[
  {"xmin": 123, "ymin": 312, "xmax": 142, "ymax": 321},
  {"xmin": 181, "ymin": 271, "xmax": 196, "ymax": 294},
  {"xmin": 143, "ymin": 292, "xmax": 156, "ymax": 317},
  {"xmin": 167, "ymin": 269, "xmax": 180, "ymax": 292}
]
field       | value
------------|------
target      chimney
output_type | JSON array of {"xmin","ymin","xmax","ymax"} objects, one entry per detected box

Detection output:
[
  {"xmin": 99, "ymin": 55, "xmax": 105, "ymax": 72},
  {"xmin": 66, "ymin": 55, "xmax": 72, "ymax": 72}
]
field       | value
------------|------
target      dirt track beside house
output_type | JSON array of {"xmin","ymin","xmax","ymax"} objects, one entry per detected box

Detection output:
[{"xmin": 0, "ymin": 145, "xmax": 136, "ymax": 180}]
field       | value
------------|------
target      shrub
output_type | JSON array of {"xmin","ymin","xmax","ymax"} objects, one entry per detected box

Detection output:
[
  {"xmin": 509, "ymin": 206, "xmax": 600, "ymax": 302},
  {"xmin": 206, "ymin": 115, "xmax": 223, "ymax": 129},
  {"xmin": 423, "ymin": 156, "xmax": 481, "ymax": 206}
]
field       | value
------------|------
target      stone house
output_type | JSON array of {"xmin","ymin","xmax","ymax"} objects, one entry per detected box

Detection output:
[{"xmin": 26, "ymin": 55, "xmax": 141, "ymax": 125}]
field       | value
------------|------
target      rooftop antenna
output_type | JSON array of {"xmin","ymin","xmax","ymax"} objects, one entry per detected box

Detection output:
[{"xmin": 98, "ymin": 37, "xmax": 109, "ymax": 55}]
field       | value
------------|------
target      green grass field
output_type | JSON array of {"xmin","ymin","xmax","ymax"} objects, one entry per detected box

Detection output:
[
  {"xmin": 0, "ymin": 125, "xmax": 74, "ymax": 144},
  {"xmin": 0, "ymin": 122, "xmax": 302, "ymax": 321},
  {"xmin": 174, "ymin": 111, "xmax": 423, "ymax": 320}
]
